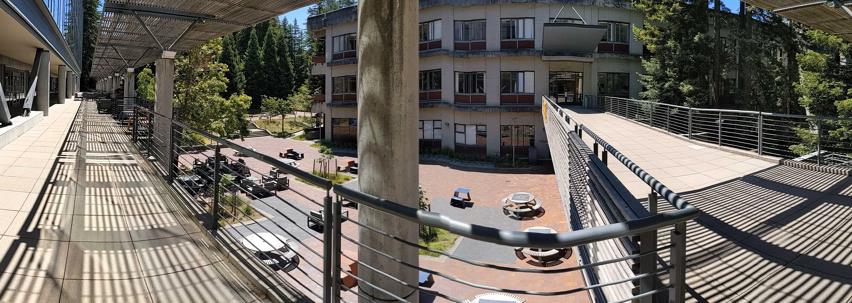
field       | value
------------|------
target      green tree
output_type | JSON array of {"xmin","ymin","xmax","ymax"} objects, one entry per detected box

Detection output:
[
  {"xmin": 308, "ymin": 0, "xmax": 357, "ymax": 16},
  {"xmin": 244, "ymin": 28, "xmax": 265, "ymax": 109},
  {"xmin": 634, "ymin": 0, "xmax": 712, "ymax": 107},
  {"xmin": 135, "ymin": 67, "xmax": 155, "ymax": 102},
  {"xmin": 261, "ymin": 20, "xmax": 284, "ymax": 98},
  {"xmin": 261, "ymin": 96, "xmax": 292, "ymax": 136},
  {"xmin": 220, "ymin": 34, "xmax": 245, "ymax": 96},
  {"xmin": 288, "ymin": 83, "xmax": 313, "ymax": 112},
  {"xmin": 276, "ymin": 22, "xmax": 296, "ymax": 98},
  {"xmin": 81, "ymin": 0, "xmax": 100, "ymax": 90},
  {"xmin": 212, "ymin": 93, "xmax": 252, "ymax": 138}
]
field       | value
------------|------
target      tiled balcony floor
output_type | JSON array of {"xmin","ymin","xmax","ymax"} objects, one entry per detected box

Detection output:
[
  {"xmin": 0, "ymin": 100, "xmax": 261, "ymax": 303},
  {"xmin": 565, "ymin": 107, "xmax": 852, "ymax": 303}
]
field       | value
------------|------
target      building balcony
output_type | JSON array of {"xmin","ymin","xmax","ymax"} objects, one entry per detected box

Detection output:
[
  {"xmin": 312, "ymin": 54, "xmax": 326, "ymax": 64},
  {"xmin": 419, "ymin": 90, "xmax": 442, "ymax": 102},
  {"xmin": 500, "ymin": 39, "xmax": 534, "ymax": 50},
  {"xmin": 597, "ymin": 42, "xmax": 629, "ymax": 54},
  {"xmin": 454, "ymin": 41, "xmax": 486, "ymax": 51},
  {"xmin": 331, "ymin": 50, "xmax": 356, "ymax": 61},
  {"xmin": 313, "ymin": 94, "xmax": 325, "ymax": 103},
  {"xmin": 419, "ymin": 40, "xmax": 442, "ymax": 51},
  {"xmin": 454, "ymin": 94, "xmax": 486, "ymax": 105},
  {"xmin": 500, "ymin": 94, "xmax": 535, "ymax": 105}
]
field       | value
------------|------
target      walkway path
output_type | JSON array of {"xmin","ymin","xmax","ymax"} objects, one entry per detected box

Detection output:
[
  {"xmin": 0, "ymin": 100, "xmax": 261, "ymax": 302},
  {"xmin": 564, "ymin": 107, "xmax": 852, "ymax": 302}
]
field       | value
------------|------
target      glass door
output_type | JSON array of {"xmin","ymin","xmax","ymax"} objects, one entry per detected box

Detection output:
[{"xmin": 548, "ymin": 72, "xmax": 583, "ymax": 105}]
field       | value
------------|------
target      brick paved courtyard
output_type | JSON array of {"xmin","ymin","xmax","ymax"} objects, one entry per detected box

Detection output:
[{"xmin": 178, "ymin": 134, "xmax": 590, "ymax": 302}]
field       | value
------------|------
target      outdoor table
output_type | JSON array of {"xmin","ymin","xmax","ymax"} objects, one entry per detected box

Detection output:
[
  {"xmin": 517, "ymin": 227, "xmax": 564, "ymax": 265},
  {"xmin": 502, "ymin": 192, "xmax": 541, "ymax": 218},
  {"xmin": 418, "ymin": 271, "xmax": 434, "ymax": 287}
]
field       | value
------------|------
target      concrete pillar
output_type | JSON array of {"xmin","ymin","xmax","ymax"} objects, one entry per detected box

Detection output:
[
  {"xmin": 57, "ymin": 65, "xmax": 67, "ymax": 104},
  {"xmin": 36, "ymin": 49, "xmax": 50, "ymax": 116},
  {"xmin": 154, "ymin": 51, "xmax": 176, "ymax": 162},
  {"xmin": 66, "ymin": 71, "xmax": 73, "ymax": 98},
  {"xmin": 356, "ymin": 1, "xmax": 419, "ymax": 302},
  {"xmin": 124, "ymin": 67, "xmax": 136, "ymax": 109},
  {"xmin": 113, "ymin": 73, "xmax": 120, "ymax": 99}
]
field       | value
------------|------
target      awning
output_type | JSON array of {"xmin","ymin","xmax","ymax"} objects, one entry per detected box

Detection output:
[
  {"xmin": 541, "ymin": 23, "xmax": 607, "ymax": 56},
  {"xmin": 746, "ymin": 0, "xmax": 852, "ymax": 42},
  {"xmin": 92, "ymin": 0, "xmax": 313, "ymax": 79}
]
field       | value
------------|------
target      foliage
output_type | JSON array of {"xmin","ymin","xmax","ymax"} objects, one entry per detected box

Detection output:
[
  {"xmin": 135, "ymin": 67, "xmax": 155, "ymax": 102},
  {"xmin": 308, "ymin": 0, "xmax": 357, "ymax": 16},
  {"xmin": 220, "ymin": 35, "xmax": 245, "ymax": 96},
  {"xmin": 790, "ymin": 29, "xmax": 852, "ymax": 157},
  {"xmin": 634, "ymin": 0, "xmax": 712, "ymax": 107},
  {"xmin": 244, "ymin": 28, "xmax": 265, "ymax": 108},
  {"xmin": 174, "ymin": 38, "xmax": 251, "ymax": 139},
  {"xmin": 80, "ymin": 0, "xmax": 100, "ymax": 90},
  {"xmin": 418, "ymin": 228, "xmax": 459, "ymax": 257},
  {"xmin": 288, "ymin": 83, "xmax": 314, "ymax": 112},
  {"xmin": 253, "ymin": 115, "xmax": 312, "ymax": 137},
  {"xmin": 261, "ymin": 96, "xmax": 293, "ymax": 136},
  {"xmin": 417, "ymin": 186, "xmax": 436, "ymax": 242}
]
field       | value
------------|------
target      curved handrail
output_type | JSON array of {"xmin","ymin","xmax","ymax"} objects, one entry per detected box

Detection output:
[
  {"xmin": 544, "ymin": 96, "xmax": 694, "ymax": 212},
  {"xmin": 334, "ymin": 185, "xmax": 697, "ymax": 250}
]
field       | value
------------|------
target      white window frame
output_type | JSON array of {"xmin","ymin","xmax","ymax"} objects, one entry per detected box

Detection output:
[
  {"xmin": 501, "ymin": 71, "xmax": 535, "ymax": 94},
  {"xmin": 332, "ymin": 33, "xmax": 356, "ymax": 54},
  {"xmin": 420, "ymin": 20, "xmax": 442, "ymax": 42},
  {"xmin": 454, "ymin": 20, "xmax": 486, "ymax": 42},
  {"xmin": 501, "ymin": 18, "xmax": 534, "ymax": 40}
]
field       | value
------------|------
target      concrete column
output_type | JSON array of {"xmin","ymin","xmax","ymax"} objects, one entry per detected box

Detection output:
[
  {"xmin": 66, "ymin": 71, "xmax": 73, "ymax": 98},
  {"xmin": 356, "ymin": 1, "xmax": 419, "ymax": 302},
  {"xmin": 124, "ymin": 67, "xmax": 136, "ymax": 109},
  {"xmin": 36, "ymin": 49, "xmax": 50, "ymax": 116},
  {"xmin": 113, "ymin": 73, "xmax": 120, "ymax": 99},
  {"xmin": 154, "ymin": 51, "xmax": 176, "ymax": 162},
  {"xmin": 57, "ymin": 65, "xmax": 67, "ymax": 104}
]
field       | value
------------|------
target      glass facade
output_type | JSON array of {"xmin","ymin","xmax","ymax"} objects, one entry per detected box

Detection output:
[{"xmin": 43, "ymin": 0, "xmax": 83, "ymax": 65}]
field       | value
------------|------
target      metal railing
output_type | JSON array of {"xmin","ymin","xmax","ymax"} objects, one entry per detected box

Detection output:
[
  {"xmin": 119, "ymin": 100, "xmax": 697, "ymax": 303},
  {"xmin": 601, "ymin": 97, "xmax": 852, "ymax": 167}
]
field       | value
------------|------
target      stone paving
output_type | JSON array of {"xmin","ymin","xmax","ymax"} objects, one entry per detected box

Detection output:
[
  {"xmin": 0, "ymin": 100, "xmax": 262, "ymax": 303},
  {"xmin": 564, "ymin": 107, "xmax": 852, "ymax": 303},
  {"xmin": 178, "ymin": 134, "xmax": 590, "ymax": 302}
]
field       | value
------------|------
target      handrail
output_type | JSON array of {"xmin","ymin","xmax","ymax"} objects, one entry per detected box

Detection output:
[
  {"xmin": 135, "ymin": 105, "xmax": 333, "ymax": 189},
  {"xmin": 545, "ymin": 96, "xmax": 695, "ymax": 212},
  {"xmin": 334, "ymin": 185, "xmax": 697, "ymax": 249},
  {"xmin": 606, "ymin": 96, "xmax": 852, "ymax": 122}
]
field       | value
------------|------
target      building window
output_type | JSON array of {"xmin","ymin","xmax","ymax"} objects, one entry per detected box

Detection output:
[
  {"xmin": 419, "ymin": 120, "xmax": 443, "ymax": 140},
  {"xmin": 500, "ymin": 18, "xmax": 534, "ymax": 40},
  {"xmin": 332, "ymin": 76, "xmax": 356, "ymax": 94},
  {"xmin": 600, "ymin": 21, "xmax": 629, "ymax": 43},
  {"xmin": 500, "ymin": 71, "xmax": 535, "ymax": 94},
  {"xmin": 500, "ymin": 125, "xmax": 534, "ymax": 160},
  {"xmin": 551, "ymin": 18, "xmax": 583, "ymax": 24},
  {"xmin": 455, "ymin": 72, "xmax": 484, "ymax": 94},
  {"xmin": 332, "ymin": 33, "xmax": 356, "ymax": 53},
  {"xmin": 454, "ymin": 20, "xmax": 486, "ymax": 42},
  {"xmin": 331, "ymin": 118, "xmax": 357, "ymax": 145},
  {"xmin": 598, "ymin": 72, "xmax": 629, "ymax": 98},
  {"xmin": 420, "ymin": 20, "xmax": 442, "ymax": 42},
  {"xmin": 455, "ymin": 124, "xmax": 487, "ymax": 146},
  {"xmin": 420, "ymin": 69, "xmax": 441, "ymax": 92}
]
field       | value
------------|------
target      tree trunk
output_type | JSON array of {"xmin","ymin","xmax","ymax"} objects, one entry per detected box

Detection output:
[{"xmin": 735, "ymin": 1, "xmax": 746, "ymax": 105}]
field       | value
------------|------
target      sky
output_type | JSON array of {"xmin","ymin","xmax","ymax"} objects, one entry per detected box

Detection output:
[{"xmin": 279, "ymin": 1, "xmax": 743, "ymax": 28}]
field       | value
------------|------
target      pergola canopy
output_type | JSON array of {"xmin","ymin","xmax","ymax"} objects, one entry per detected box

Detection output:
[
  {"xmin": 92, "ymin": 0, "xmax": 314, "ymax": 79},
  {"xmin": 746, "ymin": 0, "xmax": 852, "ymax": 42}
]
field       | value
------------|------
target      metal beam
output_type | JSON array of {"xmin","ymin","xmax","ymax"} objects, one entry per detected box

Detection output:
[
  {"xmin": 133, "ymin": 11, "xmax": 165, "ymax": 51},
  {"xmin": 104, "ymin": 2, "xmax": 215, "ymax": 21},
  {"xmin": 110, "ymin": 45, "xmax": 130, "ymax": 67},
  {"xmin": 772, "ymin": 1, "xmax": 825, "ymax": 13},
  {"xmin": 168, "ymin": 19, "xmax": 200, "ymax": 50}
]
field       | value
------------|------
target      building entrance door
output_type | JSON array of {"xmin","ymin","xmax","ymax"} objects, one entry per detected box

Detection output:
[{"xmin": 549, "ymin": 71, "xmax": 583, "ymax": 105}]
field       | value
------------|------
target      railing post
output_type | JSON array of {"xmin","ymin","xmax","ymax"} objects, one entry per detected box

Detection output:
[
  {"xmin": 718, "ymin": 112, "xmax": 722, "ymax": 146},
  {"xmin": 168, "ymin": 123, "xmax": 177, "ymax": 181},
  {"xmin": 668, "ymin": 222, "xmax": 687, "ymax": 303},
  {"xmin": 331, "ymin": 194, "xmax": 343, "ymax": 303},
  {"xmin": 638, "ymin": 229, "xmax": 658, "ymax": 303},
  {"xmin": 666, "ymin": 106, "xmax": 671, "ymax": 133},
  {"xmin": 593, "ymin": 142, "xmax": 599, "ymax": 155},
  {"xmin": 132, "ymin": 106, "xmax": 139, "ymax": 143},
  {"xmin": 687, "ymin": 109, "xmax": 693, "ymax": 140},
  {"xmin": 649, "ymin": 103, "xmax": 654, "ymax": 127},
  {"xmin": 602, "ymin": 150, "xmax": 608, "ymax": 166},
  {"xmin": 147, "ymin": 111, "xmax": 154, "ymax": 152},
  {"xmin": 210, "ymin": 145, "xmax": 222, "ymax": 230},
  {"xmin": 757, "ymin": 113, "xmax": 763, "ymax": 155},
  {"xmin": 816, "ymin": 119, "xmax": 822, "ymax": 166},
  {"xmin": 648, "ymin": 192, "xmax": 658, "ymax": 215},
  {"xmin": 322, "ymin": 194, "xmax": 333, "ymax": 302}
]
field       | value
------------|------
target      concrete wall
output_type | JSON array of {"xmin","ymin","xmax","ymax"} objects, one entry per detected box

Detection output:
[{"xmin": 311, "ymin": 2, "xmax": 643, "ymax": 157}]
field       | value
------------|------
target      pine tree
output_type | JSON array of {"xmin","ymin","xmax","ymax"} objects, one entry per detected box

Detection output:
[
  {"xmin": 220, "ymin": 35, "xmax": 245, "ymax": 96},
  {"xmin": 262, "ymin": 20, "xmax": 283, "ymax": 98},
  {"xmin": 276, "ymin": 23, "xmax": 295, "ymax": 98},
  {"xmin": 244, "ymin": 28, "xmax": 265, "ymax": 109}
]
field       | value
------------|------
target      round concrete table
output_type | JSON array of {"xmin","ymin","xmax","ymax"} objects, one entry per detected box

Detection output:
[{"xmin": 241, "ymin": 232, "xmax": 298, "ymax": 258}]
